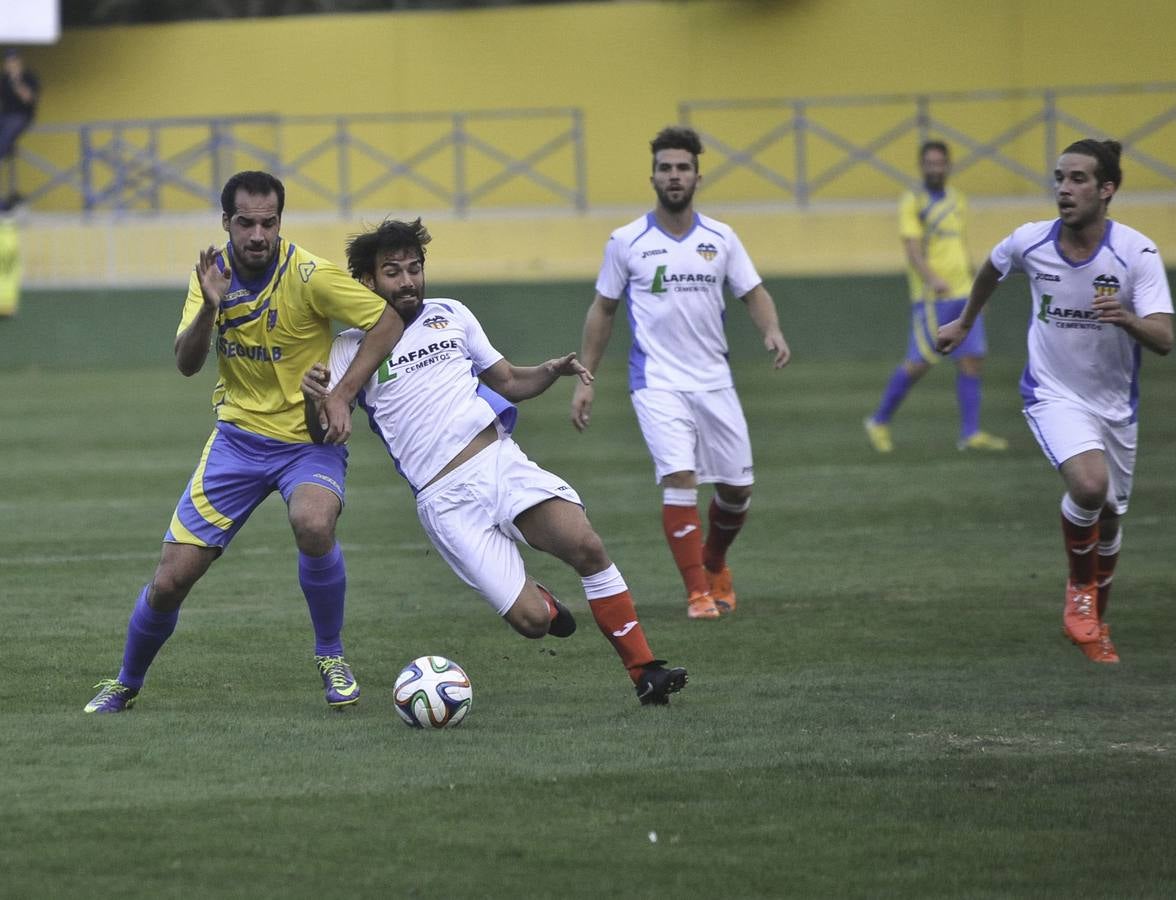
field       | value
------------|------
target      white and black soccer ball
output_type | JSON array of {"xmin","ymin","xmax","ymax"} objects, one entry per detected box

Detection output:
[{"xmin": 393, "ymin": 655, "xmax": 472, "ymax": 729}]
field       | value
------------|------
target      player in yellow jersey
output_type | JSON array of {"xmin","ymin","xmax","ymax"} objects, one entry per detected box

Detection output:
[
  {"xmin": 864, "ymin": 141, "xmax": 1007, "ymax": 454},
  {"xmin": 85, "ymin": 171, "xmax": 404, "ymax": 713}
]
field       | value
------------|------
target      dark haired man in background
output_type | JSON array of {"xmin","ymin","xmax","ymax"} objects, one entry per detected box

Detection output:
[{"xmin": 571, "ymin": 126, "xmax": 790, "ymax": 621}]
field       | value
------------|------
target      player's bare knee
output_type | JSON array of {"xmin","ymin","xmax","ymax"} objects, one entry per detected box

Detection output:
[
  {"xmin": 288, "ymin": 486, "xmax": 341, "ymax": 554},
  {"xmin": 661, "ymin": 470, "xmax": 696, "ymax": 489},
  {"xmin": 1069, "ymin": 480, "xmax": 1107, "ymax": 510},
  {"xmin": 514, "ymin": 619, "xmax": 548, "ymax": 639},
  {"xmin": 716, "ymin": 483, "xmax": 752, "ymax": 505},
  {"xmin": 148, "ymin": 572, "xmax": 192, "ymax": 609},
  {"xmin": 289, "ymin": 515, "xmax": 336, "ymax": 556},
  {"xmin": 564, "ymin": 530, "xmax": 608, "ymax": 576},
  {"xmin": 505, "ymin": 594, "xmax": 549, "ymax": 639}
]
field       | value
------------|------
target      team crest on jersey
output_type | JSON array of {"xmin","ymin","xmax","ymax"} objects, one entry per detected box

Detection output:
[
  {"xmin": 1092, "ymin": 274, "xmax": 1119, "ymax": 298},
  {"xmin": 298, "ymin": 261, "xmax": 316, "ymax": 283},
  {"xmin": 266, "ymin": 308, "xmax": 278, "ymax": 331},
  {"xmin": 695, "ymin": 242, "xmax": 718, "ymax": 262},
  {"xmin": 421, "ymin": 314, "xmax": 449, "ymax": 330}
]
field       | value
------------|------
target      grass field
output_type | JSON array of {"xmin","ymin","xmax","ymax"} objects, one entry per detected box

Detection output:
[{"xmin": 2, "ymin": 276, "xmax": 1175, "ymax": 898}]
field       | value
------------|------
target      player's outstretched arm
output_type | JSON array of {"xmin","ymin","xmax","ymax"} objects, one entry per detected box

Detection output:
[
  {"xmin": 571, "ymin": 294, "xmax": 619, "ymax": 431},
  {"xmin": 481, "ymin": 353, "xmax": 593, "ymax": 403},
  {"xmin": 936, "ymin": 258, "xmax": 1001, "ymax": 355},
  {"xmin": 175, "ymin": 245, "xmax": 228, "ymax": 376},
  {"xmin": 743, "ymin": 284, "xmax": 791, "ymax": 369},
  {"xmin": 321, "ymin": 305, "xmax": 403, "ymax": 444}
]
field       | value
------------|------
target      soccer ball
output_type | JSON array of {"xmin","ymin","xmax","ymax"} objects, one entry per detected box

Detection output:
[{"xmin": 393, "ymin": 655, "xmax": 472, "ymax": 729}]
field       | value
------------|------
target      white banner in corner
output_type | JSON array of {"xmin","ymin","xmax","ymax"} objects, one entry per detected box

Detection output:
[{"xmin": 1, "ymin": 0, "xmax": 61, "ymax": 44}]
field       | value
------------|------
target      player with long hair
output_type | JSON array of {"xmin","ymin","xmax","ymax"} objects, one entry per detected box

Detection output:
[{"xmin": 302, "ymin": 218, "xmax": 689, "ymax": 706}]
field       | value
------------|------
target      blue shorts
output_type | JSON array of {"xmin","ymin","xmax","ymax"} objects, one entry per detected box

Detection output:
[
  {"xmin": 905, "ymin": 297, "xmax": 987, "ymax": 365},
  {"xmin": 165, "ymin": 421, "xmax": 348, "ymax": 550}
]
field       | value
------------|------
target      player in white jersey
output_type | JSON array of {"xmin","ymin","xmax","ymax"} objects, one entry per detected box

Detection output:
[
  {"xmin": 937, "ymin": 139, "xmax": 1172, "ymax": 664},
  {"xmin": 302, "ymin": 219, "xmax": 689, "ymax": 706},
  {"xmin": 571, "ymin": 126, "xmax": 791, "ymax": 621}
]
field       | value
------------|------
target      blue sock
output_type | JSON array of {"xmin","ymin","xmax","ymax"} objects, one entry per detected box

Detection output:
[
  {"xmin": 872, "ymin": 366, "xmax": 914, "ymax": 423},
  {"xmin": 117, "ymin": 586, "xmax": 179, "ymax": 690},
  {"xmin": 299, "ymin": 543, "xmax": 346, "ymax": 657},
  {"xmin": 957, "ymin": 372, "xmax": 981, "ymax": 439}
]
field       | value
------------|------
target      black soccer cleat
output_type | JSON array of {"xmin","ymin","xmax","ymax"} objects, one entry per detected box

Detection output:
[
  {"xmin": 539, "ymin": 584, "xmax": 577, "ymax": 638},
  {"xmin": 635, "ymin": 661, "xmax": 688, "ymax": 706}
]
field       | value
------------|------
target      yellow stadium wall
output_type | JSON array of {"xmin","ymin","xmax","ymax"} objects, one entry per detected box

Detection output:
[{"xmin": 14, "ymin": 0, "xmax": 1176, "ymax": 285}]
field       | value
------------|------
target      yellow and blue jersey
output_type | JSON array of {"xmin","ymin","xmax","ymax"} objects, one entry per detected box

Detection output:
[
  {"xmin": 177, "ymin": 238, "xmax": 386, "ymax": 442},
  {"xmin": 898, "ymin": 186, "xmax": 972, "ymax": 301}
]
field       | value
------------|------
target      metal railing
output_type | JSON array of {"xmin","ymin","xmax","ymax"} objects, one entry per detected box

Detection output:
[
  {"xmin": 6, "ymin": 107, "xmax": 587, "ymax": 215},
  {"xmin": 7, "ymin": 85, "xmax": 1175, "ymax": 215},
  {"xmin": 680, "ymin": 83, "xmax": 1176, "ymax": 206}
]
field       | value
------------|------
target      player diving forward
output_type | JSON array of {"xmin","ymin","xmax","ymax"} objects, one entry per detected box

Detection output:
[{"xmin": 302, "ymin": 218, "xmax": 689, "ymax": 705}]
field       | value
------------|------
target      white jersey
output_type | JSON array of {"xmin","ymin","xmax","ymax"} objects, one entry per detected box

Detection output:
[
  {"xmin": 327, "ymin": 298, "xmax": 515, "ymax": 493},
  {"xmin": 991, "ymin": 218, "xmax": 1172, "ymax": 425},
  {"xmin": 595, "ymin": 211, "xmax": 763, "ymax": 392}
]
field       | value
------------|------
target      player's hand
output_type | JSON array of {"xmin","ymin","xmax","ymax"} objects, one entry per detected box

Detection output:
[
  {"xmin": 548, "ymin": 352, "xmax": 594, "ymax": 385},
  {"xmin": 765, "ymin": 331, "xmax": 791, "ymax": 369},
  {"xmin": 301, "ymin": 364, "xmax": 331, "ymax": 432},
  {"xmin": 195, "ymin": 246, "xmax": 230, "ymax": 311},
  {"xmin": 570, "ymin": 381, "xmax": 595, "ymax": 432},
  {"xmin": 1093, "ymin": 292, "xmax": 1133, "ymax": 328},
  {"xmin": 301, "ymin": 363, "xmax": 331, "ymax": 400},
  {"xmin": 320, "ymin": 393, "xmax": 353, "ymax": 444},
  {"xmin": 931, "ymin": 275, "xmax": 952, "ymax": 298},
  {"xmin": 936, "ymin": 318, "xmax": 967, "ymax": 354}
]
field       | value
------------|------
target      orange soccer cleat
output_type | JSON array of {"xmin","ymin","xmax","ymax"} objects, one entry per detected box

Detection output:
[
  {"xmin": 1062, "ymin": 580, "xmax": 1100, "ymax": 644},
  {"xmin": 687, "ymin": 590, "xmax": 720, "ymax": 620},
  {"xmin": 1077, "ymin": 622, "xmax": 1120, "ymax": 664},
  {"xmin": 707, "ymin": 565, "xmax": 736, "ymax": 614}
]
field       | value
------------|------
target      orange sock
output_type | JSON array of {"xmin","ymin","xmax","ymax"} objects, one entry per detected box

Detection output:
[
  {"xmin": 704, "ymin": 497, "xmax": 748, "ymax": 573},
  {"xmin": 588, "ymin": 591, "xmax": 655, "ymax": 682},
  {"xmin": 662, "ymin": 504, "xmax": 709, "ymax": 596},
  {"xmin": 1060, "ymin": 513, "xmax": 1098, "ymax": 586},
  {"xmin": 1096, "ymin": 551, "xmax": 1119, "ymax": 618}
]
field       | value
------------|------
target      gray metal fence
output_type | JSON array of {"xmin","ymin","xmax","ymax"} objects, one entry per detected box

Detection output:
[
  {"xmin": 6, "ymin": 107, "xmax": 587, "ymax": 215},
  {"xmin": 680, "ymin": 83, "xmax": 1176, "ymax": 206},
  {"xmin": 7, "ymin": 85, "xmax": 1174, "ymax": 215}
]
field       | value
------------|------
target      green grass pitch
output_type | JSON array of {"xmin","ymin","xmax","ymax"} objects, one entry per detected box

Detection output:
[{"xmin": 1, "ymin": 275, "xmax": 1174, "ymax": 898}]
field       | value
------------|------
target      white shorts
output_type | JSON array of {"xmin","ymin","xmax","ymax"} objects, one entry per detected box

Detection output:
[
  {"xmin": 631, "ymin": 386, "xmax": 754, "ymax": 485},
  {"xmin": 415, "ymin": 437, "xmax": 582, "ymax": 615},
  {"xmin": 1023, "ymin": 398, "xmax": 1137, "ymax": 514}
]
